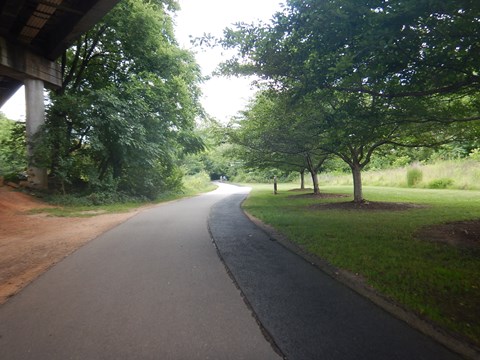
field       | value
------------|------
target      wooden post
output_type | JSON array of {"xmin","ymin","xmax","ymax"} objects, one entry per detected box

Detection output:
[{"xmin": 273, "ymin": 175, "xmax": 278, "ymax": 195}]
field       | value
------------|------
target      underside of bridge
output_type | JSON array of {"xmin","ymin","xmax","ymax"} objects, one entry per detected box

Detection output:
[{"xmin": 0, "ymin": 0, "xmax": 120, "ymax": 188}]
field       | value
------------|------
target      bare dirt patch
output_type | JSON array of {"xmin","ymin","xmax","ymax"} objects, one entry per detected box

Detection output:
[
  {"xmin": 416, "ymin": 220, "xmax": 480, "ymax": 250},
  {"xmin": 0, "ymin": 186, "xmax": 140, "ymax": 304},
  {"xmin": 309, "ymin": 200, "xmax": 425, "ymax": 211}
]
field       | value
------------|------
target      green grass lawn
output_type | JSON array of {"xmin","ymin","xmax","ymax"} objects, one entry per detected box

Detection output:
[{"xmin": 242, "ymin": 183, "xmax": 480, "ymax": 347}]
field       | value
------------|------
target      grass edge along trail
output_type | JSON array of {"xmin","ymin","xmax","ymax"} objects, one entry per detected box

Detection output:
[
  {"xmin": 28, "ymin": 173, "xmax": 217, "ymax": 217},
  {"xmin": 242, "ymin": 183, "xmax": 480, "ymax": 349}
]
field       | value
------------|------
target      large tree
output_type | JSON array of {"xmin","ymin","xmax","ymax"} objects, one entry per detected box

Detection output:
[
  {"xmin": 41, "ymin": 0, "xmax": 204, "ymax": 198},
  {"xmin": 231, "ymin": 91, "xmax": 329, "ymax": 194},
  {"xmin": 305, "ymin": 90, "xmax": 458, "ymax": 202},
  {"xmin": 220, "ymin": 0, "xmax": 480, "ymax": 98},
  {"xmin": 217, "ymin": 0, "xmax": 480, "ymax": 202}
]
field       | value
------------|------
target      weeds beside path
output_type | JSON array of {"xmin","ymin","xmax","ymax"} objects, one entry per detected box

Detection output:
[{"xmin": 242, "ymin": 184, "xmax": 480, "ymax": 351}]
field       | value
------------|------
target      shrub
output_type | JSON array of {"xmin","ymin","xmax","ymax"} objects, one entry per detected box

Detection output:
[
  {"xmin": 392, "ymin": 155, "xmax": 411, "ymax": 168},
  {"xmin": 183, "ymin": 171, "xmax": 214, "ymax": 193},
  {"xmin": 469, "ymin": 148, "xmax": 480, "ymax": 161},
  {"xmin": 407, "ymin": 167, "xmax": 423, "ymax": 187},
  {"xmin": 428, "ymin": 178, "xmax": 454, "ymax": 189}
]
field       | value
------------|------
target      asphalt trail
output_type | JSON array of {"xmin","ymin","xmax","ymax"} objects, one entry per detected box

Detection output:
[
  {"xmin": 0, "ymin": 184, "xmax": 280, "ymax": 360},
  {"xmin": 208, "ymin": 191, "xmax": 463, "ymax": 360}
]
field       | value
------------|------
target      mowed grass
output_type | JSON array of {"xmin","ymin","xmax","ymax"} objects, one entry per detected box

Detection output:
[{"xmin": 242, "ymin": 183, "xmax": 480, "ymax": 346}]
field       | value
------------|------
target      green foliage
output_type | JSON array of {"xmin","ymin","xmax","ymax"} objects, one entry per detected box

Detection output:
[
  {"xmin": 233, "ymin": 168, "xmax": 291, "ymax": 184},
  {"xmin": 220, "ymin": 0, "xmax": 480, "ymax": 99},
  {"xmin": 37, "ymin": 0, "xmax": 204, "ymax": 199},
  {"xmin": 321, "ymin": 159, "xmax": 480, "ymax": 190},
  {"xmin": 0, "ymin": 115, "xmax": 26, "ymax": 177},
  {"xmin": 118, "ymin": 160, "xmax": 184, "ymax": 200},
  {"xmin": 181, "ymin": 119, "xmax": 244, "ymax": 181},
  {"xmin": 45, "ymin": 190, "xmax": 142, "ymax": 207},
  {"xmin": 407, "ymin": 167, "xmax": 423, "ymax": 187},
  {"xmin": 428, "ymin": 178, "xmax": 454, "ymax": 189},
  {"xmin": 182, "ymin": 171, "xmax": 216, "ymax": 195},
  {"xmin": 469, "ymin": 148, "xmax": 480, "ymax": 160},
  {"xmin": 243, "ymin": 184, "xmax": 480, "ymax": 346},
  {"xmin": 216, "ymin": 0, "xmax": 480, "ymax": 202}
]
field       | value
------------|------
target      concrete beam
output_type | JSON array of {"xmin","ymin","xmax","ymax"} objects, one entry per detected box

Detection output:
[
  {"xmin": 0, "ymin": 37, "xmax": 61, "ymax": 89},
  {"xmin": 47, "ymin": 0, "xmax": 120, "ymax": 60}
]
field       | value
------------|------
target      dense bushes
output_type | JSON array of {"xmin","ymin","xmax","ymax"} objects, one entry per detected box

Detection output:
[{"xmin": 0, "ymin": 117, "xmax": 26, "ymax": 179}]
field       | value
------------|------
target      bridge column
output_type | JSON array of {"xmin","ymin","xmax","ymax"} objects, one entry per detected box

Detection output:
[{"xmin": 25, "ymin": 78, "xmax": 48, "ymax": 189}]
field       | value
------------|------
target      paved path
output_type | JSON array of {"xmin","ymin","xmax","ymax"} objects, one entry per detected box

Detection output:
[
  {"xmin": 208, "ymin": 191, "xmax": 463, "ymax": 360},
  {"xmin": 0, "ymin": 184, "xmax": 281, "ymax": 360}
]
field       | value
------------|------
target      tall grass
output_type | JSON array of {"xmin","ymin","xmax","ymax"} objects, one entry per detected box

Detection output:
[{"xmin": 317, "ymin": 159, "xmax": 480, "ymax": 190}]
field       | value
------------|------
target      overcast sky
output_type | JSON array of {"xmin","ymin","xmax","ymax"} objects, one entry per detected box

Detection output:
[
  {"xmin": 174, "ymin": 0, "xmax": 284, "ymax": 122},
  {"xmin": 1, "ymin": 0, "xmax": 284, "ymax": 122}
]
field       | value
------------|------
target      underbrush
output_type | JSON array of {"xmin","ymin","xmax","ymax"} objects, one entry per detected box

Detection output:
[
  {"xmin": 182, "ymin": 171, "xmax": 217, "ymax": 195},
  {"xmin": 30, "ymin": 172, "xmax": 217, "ymax": 216}
]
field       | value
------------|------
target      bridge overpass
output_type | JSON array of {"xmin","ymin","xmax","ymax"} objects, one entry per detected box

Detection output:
[{"xmin": 0, "ymin": 0, "xmax": 120, "ymax": 188}]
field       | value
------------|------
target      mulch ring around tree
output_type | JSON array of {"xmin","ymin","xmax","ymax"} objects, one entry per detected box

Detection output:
[
  {"xmin": 416, "ymin": 220, "xmax": 480, "ymax": 250},
  {"xmin": 308, "ymin": 200, "xmax": 426, "ymax": 211},
  {"xmin": 287, "ymin": 191, "xmax": 349, "ymax": 199}
]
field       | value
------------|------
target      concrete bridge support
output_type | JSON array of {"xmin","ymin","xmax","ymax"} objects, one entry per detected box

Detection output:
[
  {"xmin": 24, "ymin": 79, "xmax": 48, "ymax": 189},
  {"xmin": 0, "ymin": 38, "xmax": 61, "ymax": 189}
]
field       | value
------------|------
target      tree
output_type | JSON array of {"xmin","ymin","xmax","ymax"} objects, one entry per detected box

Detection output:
[
  {"xmin": 230, "ymin": 91, "xmax": 329, "ymax": 194},
  {"xmin": 40, "ymin": 0, "xmax": 204, "ymax": 198},
  {"xmin": 220, "ymin": 0, "xmax": 480, "ymax": 99},
  {"xmin": 217, "ymin": 0, "xmax": 480, "ymax": 202}
]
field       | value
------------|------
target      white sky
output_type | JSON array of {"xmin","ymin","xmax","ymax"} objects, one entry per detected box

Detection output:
[
  {"xmin": 1, "ymin": 0, "xmax": 284, "ymax": 122},
  {"xmin": 174, "ymin": 0, "xmax": 284, "ymax": 122}
]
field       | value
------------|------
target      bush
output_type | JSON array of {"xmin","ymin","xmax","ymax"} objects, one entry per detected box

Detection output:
[
  {"xmin": 428, "ymin": 178, "xmax": 454, "ymax": 189},
  {"xmin": 469, "ymin": 148, "xmax": 480, "ymax": 161},
  {"xmin": 183, "ymin": 171, "xmax": 215, "ymax": 194},
  {"xmin": 392, "ymin": 155, "xmax": 411, "ymax": 168},
  {"xmin": 46, "ymin": 191, "xmax": 142, "ymax": 207},
  {"xmin": 407, "ymin": 167, "xmax": 423, "ymax": 187}
]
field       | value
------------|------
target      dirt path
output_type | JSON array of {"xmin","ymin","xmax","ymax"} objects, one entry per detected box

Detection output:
[{"xmin": 0, "ymin": 186, "xmax": 139, "ymax": 304}]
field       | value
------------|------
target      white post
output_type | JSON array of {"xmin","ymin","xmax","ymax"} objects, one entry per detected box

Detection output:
[{"xmin": 25, "ymin": 79, "xmax": 48, "ymax": 189}]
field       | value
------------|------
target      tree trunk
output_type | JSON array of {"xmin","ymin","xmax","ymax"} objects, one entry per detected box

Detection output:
[
  {"xmin": 310, "ymin": 170, "xmax": 320, "ymax": 195},
  {"xmin": 300, "ymin": 170, "xmax": 305, "ymax": 190},
  {"xmin": 351, "ymin": 164, "xmax": 363, "ymax": 203}
]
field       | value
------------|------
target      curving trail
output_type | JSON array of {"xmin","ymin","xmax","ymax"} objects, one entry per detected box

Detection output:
[
  {"xmin": 208, "ymin": 187, "xmax": 463, "ymax": 360},
  {"xmin": 0, "ymin": 183, "xmax": 280, "ymax": 360},
  {"xmin": 0, "ymin": 182, "xmax": 465, "ymax": 360}
]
